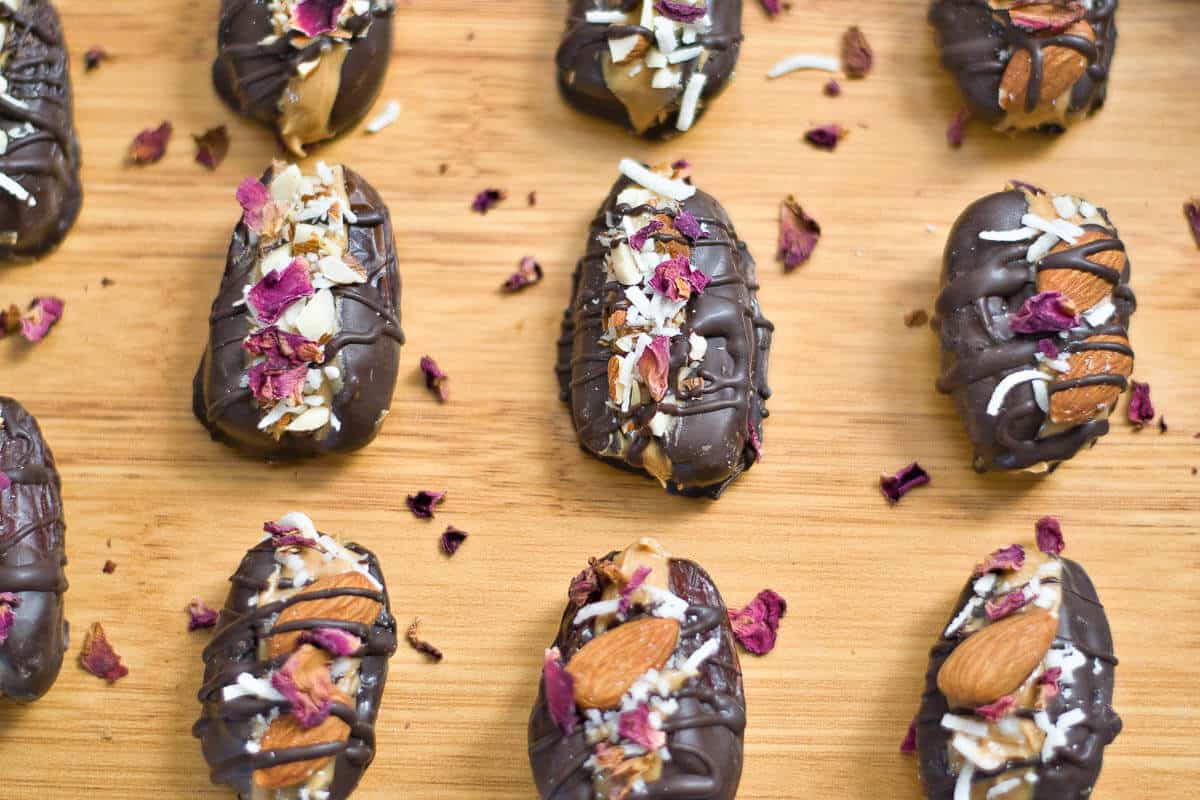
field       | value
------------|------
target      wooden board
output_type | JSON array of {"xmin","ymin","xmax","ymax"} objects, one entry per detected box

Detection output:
[{"xmin": 1, "ymin": 0, "xmax": 1198, "ymax": 797}]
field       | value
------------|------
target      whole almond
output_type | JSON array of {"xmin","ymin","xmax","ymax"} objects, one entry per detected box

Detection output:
[
  {"xmin": 1049, "ymin": 334, "xmax": 1133, "ymax": 425},
  {"xmin": 937, "ymin": 607, "xmax": 1057, "ymax": 708},
  {"xmin": 1037, "ymin": 230, "xmax": 1124, "ymax": 312},
  {"xmin": 269, "ymin": 571, "xmax": 381, "ymax": 659},
  {"xmin": 999, "ymin": 19, "xmax": 1094, "ymax": 112},
  {"xmin": 566, "ymin": 617, "xmax": 680, "ymax": 709},
  {"xmin": 253, "ymin": 688, "xmax": 353, "ymax": 789}
]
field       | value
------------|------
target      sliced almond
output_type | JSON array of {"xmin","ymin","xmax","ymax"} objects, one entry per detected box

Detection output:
[
  {"xmin": 270, "ymin": 163, "xmax": 304, "ymax": 206},
  {"xmin": 1048, "ymin": 334, "xmax": 1133, "ymax": 425},
  {"xmin": 1037, "ymin": 230, "xmax": 1124, "ymax": 312},
  {"xmin": 607, "ymin": 355, "xmax": 622, "ymax": 403},
  {"xmin": 609, "ymin": 33, "xmax": 650, "ymax": 65},
  {"xmin": 268, "ymin": 571, "xmax": 381, "ymax": 659},
  {"xmin": 297, "ymin": 288, "xmax": 337, "ymax": 341},
  {"xmin": 937, "ymin": 608, "xmax": 1058, "ymax": 708},
  {"xmin": 999, "ymin": 19, "xmax": 1094, "ymax": 112},
  {"xmin": 566, "ymin": 617, "xmax": 680, "ymax": 709},
  {"xmin": 253, "ymin": 688, "xmax": 352, "ymax": 789},
  {"xmin": 286, "ymin": 405, "xmax": 331, "ymax": 432}
]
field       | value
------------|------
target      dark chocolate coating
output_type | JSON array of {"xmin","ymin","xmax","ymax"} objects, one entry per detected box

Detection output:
[
  {"xmin": 555, "ymin": 1, "xmax": 743, "ymax": 138},
  {"xmin": 193, "ymin": 164, "xmax": 404, "ymax": 460},
  {"xmin": 0, "ymin": 0, "xmax": 82, "ymax": 261},
  {"xmin": 0, "ymin": 396, "xmax": 68, "ymax": 702},
  {"xmin": 213, "ymin": 0, "xmax": 393, "ymax": 150},
  {"xmin": 928, "ymin": 0, "xmax": 1117, "ymax": 130},
  {"xmin": 528, "ymin": 555, "xmax": 746, "ymax": 799},
  {"xmin": 555, "ymin": 174, "xmax": 772, "ymax": 498},
  {"xmin": 916, "ymin": 558, "xmax": 1121, "ymax": 799},
  {"xmin": 932, "ymin": 190, "xmax": 1135, "ymax": 472},
  {"xmin": 193, "ymin": 537, "xmax": 397, "ymax": 799}
]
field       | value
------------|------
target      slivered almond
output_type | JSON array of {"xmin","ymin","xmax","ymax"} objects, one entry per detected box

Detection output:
[
  {"xmin": 999, "ymin": 18, "xmax": 1094, "ymax": 112},
  {"xmin": 1037, "ymin": 230, "xmax": 1124, "ymax": 312},
  {"xmin": 653, "ymin": 213, "xmax": 691, "ymax": 260},
  {"xmin": 1048, "ymin": 334, "xmax": 1133, "ymax": 425},
  {"xmin": 253, "ymin": 688, "xmax": 352, "ymax": 789},
  {"xmin": 566, "ymin": 617, "xmax": 680, "ymax": 709},
  {"xmin": 607, "ymin": 355, "xmax": 622, "ymax": 403},
  {"xmin": 937, "ymin": 608, "xmax": 1058, "ymax": 708},
  {"xmin": 269, "ymin": 571, "xmax": 381, "ymax": 659}
]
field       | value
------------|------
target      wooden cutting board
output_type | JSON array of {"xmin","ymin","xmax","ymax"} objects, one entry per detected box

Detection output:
[{"xmin": 1, "ymin": 0, "xmax": 1197, "ymax": 797}]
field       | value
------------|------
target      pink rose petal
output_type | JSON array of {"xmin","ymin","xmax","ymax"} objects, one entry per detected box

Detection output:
[
  {"xmin": 728, "ymin": 589, "xmax": 787, "ymax": 656},
  {"xmin": 300, "ymin": 627, "xmax": 363, "ymax": 657},
  {"xmin": 1035, "ymin": 516, "xmax": 1065, "ymax": 556},
  {"xmin": 186, "ymin": 597, "xmax": 219, "ymax": 631},
  {"xmin": 778, "ymin": 196, "xmax": 820, "ymax": 272},
  {"xmin": 973, "ymin": 544, "xmax": 1025, "ymax": 576},
  {"xmin": 19, "ymin": 296, "xmax": 64, "ymax": 342},
  {"xmin": 1009, "ymin": 291, "xmax": 1078, "ymax": 334},
  {"xmin": 618, "ymin": 703, "xmax": 667, "ymax": 750},
  {"xmin": 637, "ymin": 336, "xmax": 672, "ymax": 402},
  {"xmin": 543, "ymin": 646, "xmax": 577, "ymax": 735},
  {"xmin": 247, "ymin": 258, "xmax": 314, "ymax": 325},
  {"xmin": 617, "ymin": 566, "xmax": 651, "ymax": 616}
]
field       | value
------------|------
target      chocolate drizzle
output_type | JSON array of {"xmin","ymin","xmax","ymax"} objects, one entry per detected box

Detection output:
[
  {"xmin": 916, "ymin": 558, "xmax": 1121, "ymax": 799},
  {"xmin": 528, "ymin": 556, "xmax": 746, "ymax": 800},
  {"xmin": 0, "ymin": 396, "xmax": 68, "ymax": 702},
  {"xmin": 193, "ymin": 538, "xmax": 397, "ymax": 799},
  {"xmin": 193, "ymin": 165, "xmax": 404, "ymax": 459},
  {"xmin": 556, "ymin": 174, "xmax": 772, "ymax": 498},
  {"xmin": 929, "ymin": 0, "xmax": 1117, "ymax": 129},
  {"xmin": 932, "ymin": 190, "xmax": 1135, "ymax": 472},
  {"xmin": 0, "ymin": 0, "xmax": 81, "ymax": 260}
]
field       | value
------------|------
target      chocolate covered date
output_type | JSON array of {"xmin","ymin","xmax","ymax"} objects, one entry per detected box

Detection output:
[
  {"xmin": 556, "ymin": 0, "xmax": 742, "ymax": 138},
  {"xmin": 555, "ymin": 160, "xmax": 772, "ymax": 498},
  {"xmin": 193, "ymin": 161, "xmax": 404, "ymax": 460},
  {"xmin": 193, "ymin": 512, "xmax": 397, "ymax": 799},
  {"xmin": 213, "ymin": 0, "xmax": 394, "ymax": 155},
  {"xmin": 0, "ymin": 396, "xmax": 68, "ymax": 702},
  {"xmin": 929, "ymin": 0, "xmax": 1117, "ymax": 133},
  {"xmin": 932, "ymin": 183, "xmax": 1135, "ymax": 473},
  {"xmin": 529, "ymin": 538, "xmax": 745, "ymax": 800},
  {"xmin": 0, "ymin": 0, "xmax": 82, "ymax": 260},
  {"xmin": 914, "ymin": 532, "xmax": 1121, "ymax": 799}
]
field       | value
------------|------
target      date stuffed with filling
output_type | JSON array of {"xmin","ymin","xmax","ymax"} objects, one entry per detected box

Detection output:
[
  {"xmin": 214, "ymin": 0, "xmax": 394, "ymax": 155},
  {"xmin": 0, "ymin": 397, "xmax": 68, "ymax": 701},
  {"xmin": 556, "ymin": 160, "xmax": 771, "ymax": 498},
  {"xmin": 556, "ymin": 0, "xmax": 742, "ymax": 137},
  {"xmin": 193, "ymin": 512, "xmax": 397, "ymax": 799},
  {"xmin": 529, "ymin": 538, "xmax": 745, "ymax": 800},
  {"xmin": 929, "ymin": 0, "xmax": 1117, "ymax": 133},
  {"xmin": 193, "ymin": 161, "xmax": 404, "ymax": 460},
  {"xmin": 932, "ymin": 183, "xmax": 1134, "ymax": 473},
  {"xmin": 914, "ymin": 528, "xmax": 1121, "ymax": 799},
  {"xmin": 0, "ymin": 0, "xmax": 81, "ymax": 261}
]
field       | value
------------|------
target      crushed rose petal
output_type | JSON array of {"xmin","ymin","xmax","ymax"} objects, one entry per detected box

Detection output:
[
  {"xmin": 102, "ymin": 559, "xmax": 116, "ymax": 574},
  {"xmin": 728, "ymin": 589, "xmax": 787, "ymax": 656},
  {"xmin": 674, "ymin": 210, "xmax": 708, "ymax": 240},
  {"xmin": 629, "ymin": 219, "xmax": 663, "ymax": 251},
  {"xmin": 1128, "ymin": 380, "xmax": 1154, "ymax": 425},
  {"xmin": 292, "ymin": 0, "xmax": 345, "ymax": 37},
  {"xmin": 439, "ymin": 525, "xmax": 468, "ymax": 556},
  {"xmin": 759, "ymin": 0, "xmax": 782, "ymax": 16},
  {"xmin": 543, "ymin": 646, "xmax": 577, "ymax": 734},
  {"xmin": 80, "ymin": 622, "xmax": 129, "ymax": 683},
  {"xmin": 84, "ymin": 46, "xmax": 108, "ymax": 71},
  {"xmin": 947, "ymin": 108, "xmax": 969, "ymax": 148},
  {"xmin": 0, "ymin": 592, "xmax": 20, "ymax": 646},
  {"xmin": 186, "ymin": 597, "xmax": 219, "ymax": 631},
  {"xmin": 1035, "ymin": 516, "xmax": 1065, "ymax": 555},
  {"xmin": 637, "ymin": 336, "xmax": 672, "ymax": 402},
  {"xmin": 975, "ymin": 695, "xmax": 1017, "ymax": 721},
  {"xmin": 406, "ymin": 489, "xmax": 447, "ymax": 519},
  {"xmin": 129, "ymin": 121, "xmax": 172, "ymax": 164},
  {"xmin": 420, "ymin": 355, "xmax": 449, "ymax": 403},
  {"xmin": 747, "ymin": 419, "xmax": 763, "ymax": 463},
  {"xmin": 904, "ymin": 309, "xmax": 929, "ymax": 328},
  {"xmin": 1184, "ymin": 200, "xmax": 1200, "ymax": 248},
  {"xmin": 804, "ymin": 124, "xmax": 848, "ymax": 151},
  {"xmin": 1037, "ymin": 667, "xmax": 1062, "ymax": 703},
  {"xmin": 471, "ymin": 188, "xmax": 506, "ymax": 214},
  {"xmin": 1009, "ymin": 2, "xmax": 1085, "ymax": 33},
  {"xmin": 272, "ymin": 645, "xmax": 336, "ymax": 728},
  {"xmin": 649, "ymin": 256, "xmax": 709, "ymax": 301},
  {"xmin": 618, "ymin": 566, "xmax": 652, "ymax": 616},
  {"xmin": 300, "ymin": 627, "xmax": 362, "ymax": 657},
  {"xmin": 654, "ymin": 0, "xmax": 707, "ymax": 23},
  {"xmin": 247, "ymin": 258, "xmax": 314, "ymax": 325},
  {"xmin": 670, "ymin": 158, "xmax": 693, "ymax": 178},
  {"xmin": 618, "ymin": 703, "xmax": 667, "ymax": 750},
  {"xmin": 1037, "ymin": 338, "xmax": 1060, "ymax": 359},
  {"xmin": 244, "ymin": 325, "xmax": 324, "ymax": 368},
  {"xmin": 193, "ymin": 125, "xmax": 230, "ymax": 171},
  {"xmin": 1009, "ymin": 291, "xmax": 1078, "ymax": 334},
  {"xmin": 1010, "ymin": 179, "xmax": 1046, "ymax": 196},
  {"xmin": 236, "ymin": 177, "xmax": 281, "ymax": 235},
  {"xmin": 985, "ymin": 589, "xmax": 1029, "ymax": 621},
  {"xmin": 900, "ymin": 716, "xmax": 918, "ymax": 753},
  {"xmin": 406, "ymin": 617, "xmax": 444, "ymax": 662},
  {"xmin": 880, "ymin": 462, "xmax": 930, "ymax": 504},
  {"xmin": 824, "ymin": 79, "xmax": 842, "ymax": 97},
  {"xmin": 248, "ymin": 361, "xmax": 308, "ymax": 406},
  {"xmin": 502, "ymin": 256, "xmax": 543, "ymax": 292},
  {"xmin": 778, "ymin": 196, "xmax": 820, "ymax": 272},
  {"xmin": 841, "ymin": 26, "xmax": 873, "ymax": 78},
  {"xmin": 973, "ymin": 544, "xmax": 1025, "ymax": 576},
  {"xmin": 19, "ymin": 297, "xmax": 64, "ymax": 342},
  {"xmin": 0, "ymin": 473, "xmax": 9, "ymax": 491},
  {"xmin": 569, "ymin": 560, "xmax": 602, "ymax": 606}
]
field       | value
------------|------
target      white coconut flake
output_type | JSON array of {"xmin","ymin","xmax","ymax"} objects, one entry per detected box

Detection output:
[
  {"xmin": 223, "ymin": 672, "xmax": 286, "ymax": 703},
  {"xmin": 987, "ymin": 369, "xmax": 1050, "ymax": 416},
  {"xmin": 979, "ymin": 226, "xmax": 1038, "ymax": 242},
  {"xmin": 766, "ymin": 53, "xmax": 840, "ymax": 79},
  {"xmin": 954, "ymin": 763, "xmax": 975, "ymax": 800},
  {"xmin": 676, "ymin": 72, "xmax": 707, "ymax": 132},
  {"xmin": 642, "ymin": 585, "xmax": 688, "ymax": 620},
  {"xmin": 682, "ymin": 637, "xmax": 720, "ymax": 675},
  {"xmin": 653, "ymin": 17, "xmax": 677, "ymax": 54},
  {"xmin": 651, "ymin": 67, "xmax": 682, "ymax": 89},
  {"xmin": 573, "ymin": 599, "xmax": 621, "ymax": 625},
  {"xmin": 1026, "ymin": 231, "xmax": 1059, "ymax": 263},
  {"xmin": 365, "ymin": 99, "xmax": 401, "ymax": 134},
  {"xmin": 1082, "ymin": 297, "xmax": 1115, "ymax": 326},
  {"xmin": 618, "ymin": 158, "xmax": 696, "ymax": 201},
  {"xmin": 945, "ymin": 597, "xmax": 982, "ymax": 637},
  {"xmin": 645, "ymin": 49, "xmax": 668, "ymax": 69},
  {"xmin": 973, "ymin": 574, "xmax": 997, "ymax": 596},
  {"xmin": 987, "ymin": 777, "xmax": 1021, "ymax": 799},
  {"xmin": 1052, "ymin": 195, "xmax": 1078, "ymax": 219},
  {"xmin": 667, "ymin": 45, "xmax": 704, "ymax": 64},
  {"xmin": 585, "ymin": 9, "xmax": 627, "ymax": 24},
  {"xmin": 608, "ymin": 34, "xmax": 642, "ymax": 64},
  {"xmin": 0, "ymin": 171, "xmax": 29, "ymax": 204},
  {"xmin": 297, "ymin": 289, "xmax": 337, "ymax": 341},
  {"xmin": 1022, "ymin": 213, "xmax": 1084, "ymax": 244},
  {"xmin": 941, "ymin": 714, "xmax": 990, "ymax": 738},
  {"xmin": 277, "ymin": 511, "xmax": 319, "ymax": 539},
  {"xmin": 1032, "ymin": 378, "xmax": 1049, "ymax": 413},
  {"xmin": 1078, "ymin": 200, "xmax": 1097, "ymax": 218},
  {"xmin": 319, "ymin": 255, "xmax": 367, "ymax": 285},
  {"xmin": 951, "ymin": 734, "xmax": 1003, "ymax": 771}
]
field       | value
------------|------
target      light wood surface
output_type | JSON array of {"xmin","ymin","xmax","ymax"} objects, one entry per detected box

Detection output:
[{"xmin": 1, "ymin": 0, "xmax": 1198, "ymax": 797}]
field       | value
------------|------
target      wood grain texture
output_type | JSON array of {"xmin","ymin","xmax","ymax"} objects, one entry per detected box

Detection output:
[{"xmin": 1, "ymin": 0, "xmax": 1198, "ymax": 797}]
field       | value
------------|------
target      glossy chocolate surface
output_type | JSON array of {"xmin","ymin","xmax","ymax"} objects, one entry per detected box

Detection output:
[
  {"xmin": 0, "ymin": 0, "xmax": 81, "ymax": 261},
  {"xmin": 193, "ymin": 165, "xmax": 404, "ymax": 460},
  {"xmin": 529, "ymin": 555, "xmax": 745, "ymax": 799},
  {"xmin": 555, "ymin": 174, "xmax": 772, "ymax": 498},
  {"xmin": 0, "ymin": 396, "xmax": 68, "ymax": 702},
  {"xmin": 193, "ymin": 537, "xmax": 397, "ymax": 799}
]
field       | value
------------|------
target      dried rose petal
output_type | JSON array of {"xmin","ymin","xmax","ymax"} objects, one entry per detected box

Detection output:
[
  {"xmin": 502, "ymin": 256, "xmax": 543, "ymax": 292},
  {"xmin": 193, "ymin": 125, "xmax": 229, "ymax": 171},
  {"xmin": 420, "ymin": 355, "xmax": 449, "ymax": 403},
  {"xmin": 629, "ymin": 219, "xmax": 663, "ymax": 251},
  {"xmin": 269, "ymin": 528, "xmax": 320, "ymax": 551},
  {"xmin": 102, "ymin": 559, "xmax": 116, "ymax": 574},
  {"xmin": 84, "ymin": 46, "xmax": 108, "ymax": 71},
  {"xmin": 1037, "ymin": 667, "xmax": 1062, "ymax": 703},
  {"xmin": 899, "ymin": 716, "xmax": 918, "ymax": 754},
  {"xmin": 527, "ymin": 191, "xmax": 537, "ymax": 207},
  {"xmin": 1184, "ymin": 200, "xmax": 1200, "ymax": 248},
  {"xmin": 778, "ymin": 196, "xmax": 820, "ymax": 272},
  {"xmin": 1009, "ymin": 2, "xmax": 1085, "ymax": 33},
  {"xmin": 747, "ymin": 419, "xmax": 763, "ymax": 463},
  {"xmin": 638, "ymin": 336, "xmax": 672, "ymax": 402},
  {"xmin": 543, "ymin": 646, "xmax": 576, "ymax": 734},
  {"xmin": 904, "ymin": 309, "xmax": 929, "ymax": 328},
  {"xmin": 471, "ymin": 188, "xmax": 505, "ymax": 214},
  {"xmin": 1128, "ymin": 380, "xmax": 1154, "ymax": 424},
  {"xmin": 1009, "ymin": 291, "xmax": 1078, "ymax": 334},
  {"xmin": 569, "ymin": 561, "xmax": 602, "ymax": 606},
  {"xmin": 0, "ymin": 473, "xmax": 9, "ymax": 491},
  {"xmin": 759, "ymin": 0, "xmax": 782, "ymax": 16},
  {"xmin": 263, "ymin": 520, "xmax": 298, "ymax": 536},
  {"xmin": 649, "ymin": 256, "xmax": 709, "ymax": 301},
  {"xmin": 0, "ymin": 592, "xmax": 20, "ymax": 645},
  {"xmin": 292, "ymin": 0, "xmax": 345, "ymax": 37},
  {"xmin": 19, "ymin": 296, "xmax": 64, "ymax": 342},
  {"xmin": 824, "ymin": 79, "xmax": 842, "ymax": 97},
  {"xmin": 618, "ymin": 566, "xmax": 652, "ymax": 616},
  {"xmin": 654, "ymin": 0, "xmax": 706, "ymax": 23},
  {"xmin": 728, "ymin": 589, "xmax": 787, "ymax": 656},
  {"xmin": 247, "ymin": 258, "xmax": 314, "ymax": 325},
  {"xmin": 674, "ymin": 210, "xmax": 708, "ymax": 240},
  {"xmin": 1037, "ymin": 338, "xmax": 1060, "ymax": 359},
  {"xmin": 841, "ymin": 26, "xmax": 873, "ymax": 78},
  {"xmin": 186, "ymin": 597, "xmax": 219, "ymax": 631},
  {"xmin": 1035, "ymin": 516, "xmax": 1065, "ymax": 556},
  {"xmin": 618, "ymin": 703, "xmax": 667, "ymax": 750},
  {"xmin": 1010, "ymin": 179, "xmax": 1046, "ymax": 196},
  {"xmin": 244, "ymin": 325, "xmax": 324, "ymax": 367},
  {"xmin": 974, "ymin": 694, "xmax": 1016, "ymax": 721},
  {"xmin": 947, "ymin": 108, "xmax": 969, "ymax": 149},
  {"xmin": 236, "ymin": 177, "xmax": 280, "ymax": 235},
  {"xmin": 406, "ymin": 489, "xmax": 446, "ymax": 519},
  {"xmin": 670, "ymin": 159, "xmax": 693, "ymax": 178},
  {"xmin": 880, "ymin": 462, "xmax": 930, "ymax": 504},
  {"xmin": 985, "ymin": 589, "xmax": 1029, "ymax": 621},
  {"xmin": 129, "ymin": 121, "xmax": 172, "ymax": 165},
  {"xmin": 440, "ymin": 525, "xmax": 468, "ymax": 556},
  {"xmin": 80, "ymin": 622, "xmax": 128, "ymax": 683},
  {"xmin": 406, "ymin": 617, "xmax": 443, "ymax": 662},
  {"xmin": 272, "ymin": 645, "xmax": 336, "ymax": 728},
  {"xmin": 300, "ymin": 627, "xmax": 362, "ymax": 657},
  {"xmin": 248, "ymin": 361, "xmax": 308, "ymax": 406},
  {"xmin": 973, "ymin": 544, "xmax": 1026, "ymax": 576},
  {"xmin": 804, "ymin": 124, "xmax": 848, "ymax": 151}
]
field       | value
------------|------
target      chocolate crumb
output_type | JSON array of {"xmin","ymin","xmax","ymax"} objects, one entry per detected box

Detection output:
[
  {"xmin": 823, "ymin": 79, "xmax": 841, "ymax": 97},
  {"xmin": 527, "ymin": 191, "xmax": 537, "ymax": 207},
  {"xmin": 904, "ymin": 309, "xmax": 929, "ymax": 328},
  {"xmin": 1159, "ymin": 417, "xmax": 1168, "ymax": 434},
  {"xmin": 438, "ymin": 163, "xmax": 448, "ymax": 175},
  {"xmin": 84, "ymin": 46, "xmax": 108, "ymax": 72},
  {"xmin": 406, "ymin": 618, "xmax": 443, "ymax": 662},
  {"xmin": 102, "ymin": 560, "xmax": 116, "ymax": 574},
  {"xmin": 100, "ymin": 277, "xmax": 114, "ymax": 288}
]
